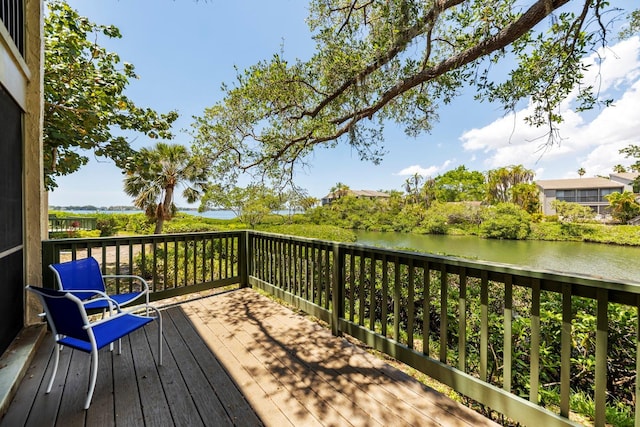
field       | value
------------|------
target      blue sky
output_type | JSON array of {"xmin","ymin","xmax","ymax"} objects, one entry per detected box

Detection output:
[{"xmin": 49, "ymin": 1, "xmax": 640, "ymax": 207}]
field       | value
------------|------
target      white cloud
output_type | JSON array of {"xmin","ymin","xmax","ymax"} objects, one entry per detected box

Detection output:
[
  {"xmin": 581, "ymin": 36, "xmax": 640, "ymax": 96},
  {"xmin": 580, "ymin": 141, "xmax": 635, "ymax": 176},
  {"xmin": 396, "ymin": 159, "xmax": 452, "ymax": 177},
  {"xmin": 459, "ymin": 37, "xmax": 640, "ymax": 177}
]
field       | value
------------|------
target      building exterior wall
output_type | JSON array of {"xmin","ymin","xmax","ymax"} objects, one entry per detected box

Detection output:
[
  {"xmin": 540, "ymin": 189, "xmax": 557, "ymax": 215},
  {"xmin": 537, "ymin": 184, "xmax": 624, "ymax": 216},
  {"xmin": 23, "ymin": 0, "xmax": 46, "ymax": 326}
]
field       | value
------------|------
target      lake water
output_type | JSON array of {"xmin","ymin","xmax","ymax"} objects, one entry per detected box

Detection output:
[{"xmin": 354, "ymin": 230, "xmax": 640, "ymax": 284}]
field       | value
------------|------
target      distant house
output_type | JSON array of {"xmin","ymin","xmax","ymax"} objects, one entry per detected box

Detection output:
[
  {"xmin": 609, "ymin": 172, "xmax": 640, "ymax": 190},
  {"xmin": 321, "ymin": 189, "xmax": 390, "ymax": 206},
  {"xmin": 536, "ymin": 173, "xmax": 639, "ymax": 216}
]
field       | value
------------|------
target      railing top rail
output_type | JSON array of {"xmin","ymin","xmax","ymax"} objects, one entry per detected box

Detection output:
[
  {"xmin": 48, "ymin": 216, "xmax": 96, "ymax": 220},
  {"xmin": 43, "ymin": 230, "xmax": 244, "ymax": 245}
]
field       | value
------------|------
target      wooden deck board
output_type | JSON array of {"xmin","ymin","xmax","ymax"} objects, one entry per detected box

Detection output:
[
  {"xmin": 129, "ymin": 328, "xmax": 172, "ymax": 427},
  {"xmin": 166, "ymin": 307, "xmax": 262, "ymax": 427},
  {"xmin": 1, "ymin": 288, "xmax": 497, "ymax": 427},
  {"xmin": 85, "ymin": 341, "xmax": 115, "ymax": 427},
  {"xmin": 163, "ymin": 308, "xmax": 240, "ymax": 426},
  {"xmin": 0, "ymin": 338, "xmax": 54, "ymax": 427},
  {"xmin": 226, "ymin": 307, "xmax": 379, "ymax": 426},
  {"xmin": 111, "ymin": 335, "xmax": 145, "ymax": 427},
  {"xmin": 55, "ymin": 348, "xmax": 89, "ymax": 427},
  {"xmin": 187, "ymin": 302, "xmax": 315, "ymax": 427},
  {"xmin": 31, "ymin": 341, "xmax": 72, "ymax": 427}
]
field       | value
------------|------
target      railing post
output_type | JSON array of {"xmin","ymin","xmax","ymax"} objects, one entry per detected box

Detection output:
[
  {"xmin": 595, "ymin": 288, "xmax": 608, "ymax": 427},
  {"xmin": 239, "ymin": 231, "xmax": 249, "ymax": 288},
  {"xmin": 331, "ymin": 242, "xmax": 344, "ymax": 336},
  {"xmin": 41, "ymin": 240, "xmax": 59, "ymax": 289}
]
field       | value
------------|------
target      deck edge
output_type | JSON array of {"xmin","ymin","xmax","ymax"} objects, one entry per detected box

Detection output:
[{"xmin": 0, "ymin": 324, "xmax": 47, "ymax": 418}]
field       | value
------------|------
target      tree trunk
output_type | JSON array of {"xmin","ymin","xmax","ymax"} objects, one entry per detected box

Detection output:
[
  {"xmin": 163, "ymin": 186, "xmax": 174, "ymax": 219},
  {"xmin": 154, "ymin": 186, "xmax": 174, "ymax": 234},
  {"xmin": 154, "ymin": 202, "xmax": 164, "ymax": 234}
]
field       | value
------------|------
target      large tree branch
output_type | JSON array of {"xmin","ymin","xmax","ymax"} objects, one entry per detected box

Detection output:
[
  {"xmin": 329, "ymin": 0, "xmax": 571, "ymax": 130},
  {"xmin": 299, "ymin": 0, "xmax": 465, "ymax": 120}
]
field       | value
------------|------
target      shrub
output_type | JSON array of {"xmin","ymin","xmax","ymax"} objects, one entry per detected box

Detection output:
[
  {"xmin": 479, "ymin": 203, "xmax": 531, "ymax": 239},
  {"xmin": 419, "ymin": 215, "xmax": 448, "ymax": 234},
  {"xmin": 258, "ymin": 224, "xmax": 356, "ymax": 242},
  {"xmin": 95, "ymin": 215, "xmax": 119, "ymax": 236},
  {"xmin": 551, "ymin": 200, "xmax": 596, "ymax": 223}
]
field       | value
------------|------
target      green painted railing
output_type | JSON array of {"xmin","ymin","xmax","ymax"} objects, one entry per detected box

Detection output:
[
  {"xmin": 42, "ymin": 231, "xmax": 640, "ymax": 426},
  {"xmin": 48, "ymin": 216, "xmax": 97, "ymax": 232},
  {"xmin": 42, "ymin": 232, "xmax": 244, "ymax": 302}
]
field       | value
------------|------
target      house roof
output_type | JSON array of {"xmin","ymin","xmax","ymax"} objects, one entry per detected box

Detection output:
[
  {"xmin": 322, "ymin": 189, "xmax": 390, "ymax": 199},
  {"xmin": 610, "ymin": 172, "xmax": 639, "ymax": 181},
  {"xmin": 351, "ymin": 189, "xmax": 390, "ymax": 198},
  {"xmin": 535, "ymin": 177, "xmax": 624, "ymax": 190}
]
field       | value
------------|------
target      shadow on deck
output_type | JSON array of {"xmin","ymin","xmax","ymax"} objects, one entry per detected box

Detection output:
[{"xmin": 1, "ymin": 288, "xmax": 496, "ymax": 426}]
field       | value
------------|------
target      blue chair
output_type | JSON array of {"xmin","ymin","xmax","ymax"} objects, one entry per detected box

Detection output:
[
  {"xmin": 26, "ymin": 286, "xmax": 162, "ymax": 409},
  {"xmin": 49, "ymin": 257, "xmax": 149, "ymax": 312}
]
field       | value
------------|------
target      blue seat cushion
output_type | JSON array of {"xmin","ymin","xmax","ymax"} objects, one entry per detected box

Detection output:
[{"xmin": 58, "ymin": 313, "xmax": 154, "ymax": 353}]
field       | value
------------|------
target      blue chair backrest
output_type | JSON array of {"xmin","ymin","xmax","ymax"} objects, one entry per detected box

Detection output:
[
  {"xmin": 50, "ymin": 257, "xmax": 106, "ymax": 300},
  {"xmin": 28, "ymin": 287, "xmax": 91, "ymax": 343}
]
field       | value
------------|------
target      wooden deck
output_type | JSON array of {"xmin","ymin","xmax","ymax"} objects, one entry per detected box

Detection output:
[{"xmin": 1, "ymin": 288, "xmax": 497, "ymax": 427}]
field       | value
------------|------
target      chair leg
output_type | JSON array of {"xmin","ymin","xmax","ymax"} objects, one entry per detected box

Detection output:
[
  {"xmin": 106, "ymin": 309, "xmax": 115, "ymax": 352},
  {"xmin": 84, "ymin": 349, "xmax": 99, "ymax": 410},
  {"xmin": 45, "ymin": 339, "xmax": 60, "ymax": 394}
]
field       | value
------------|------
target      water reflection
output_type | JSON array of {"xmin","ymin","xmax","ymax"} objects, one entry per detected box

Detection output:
[{"xmin": 354, "ymin": 231, "xmax": 640, "ymax": 283}]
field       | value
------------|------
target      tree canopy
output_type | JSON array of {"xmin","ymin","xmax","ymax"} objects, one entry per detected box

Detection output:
[
  {"xmin": 620, "ymin": 144, "xmax": 640, "ymax": 191},
  {"xmin": 44, "ymin": 0, "xmax": 178, "ymax": 190},
  {"xmin": 192, "ymin": 0, "xmax": 637, "ymax": 188},
  {"xmin": 199, "ymin": 184, "xmax": 282, "ymax": 228},
  {"xmin": 433, "ymin": 165, "xmax": 485, "ymax": 202}
]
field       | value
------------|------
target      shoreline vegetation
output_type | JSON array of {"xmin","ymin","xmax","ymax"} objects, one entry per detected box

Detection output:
[
  {"xmin": 49, "ymin": 205, "xmax": 213, "ymax": 212},
  {"xmin": 48, "ymin": 204, "xmax": 640, "ymax": 247}
]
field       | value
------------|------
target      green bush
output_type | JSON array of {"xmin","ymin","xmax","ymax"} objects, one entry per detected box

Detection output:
[
  {"xmin": 552, "ymin": 200, "xmax": 596, "ymax": 223},
  {"xmin": 258, "ymin": 224, "xmax": 356, "ymax": 242},
  {"xmin": 479, "ymin": 203, "xmax": 531, "ymax": 239},
  {"xmin": 419, "ymin": 216, "xmax": 448, "ymax": 234},
  {"xmin": 95, "ymin": 214, "xmax": 119, "ymax": 236},
  {"xmin": 123, "ymin": 213, "xmax": 154, "ymax": 234}
]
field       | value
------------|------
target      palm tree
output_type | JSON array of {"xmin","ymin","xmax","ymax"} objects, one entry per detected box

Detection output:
[
  {"xmin": 330, "ymin": 182, "xmax": 350, "ymax": 200},
  {"xmin": 485, "ymin": 165, "xmax": 535, "ymax": 204},
  {"xmin": 124, "ymin": 142, "xmax": 209, "ymax": 234},
  {"xmin": 606, "ymin": 191, "xmax": 640, "ymax": 223},
  {"xmin": 613, "ymin": 164, "xmax": 627, "ymax": 173},
  {"xmin": 577, "ymin": 167, "xmax": 586, "ymax": 177},
  {"xmin": 403, "ymin": 173, "xmax": 423, "ymax": 205}
]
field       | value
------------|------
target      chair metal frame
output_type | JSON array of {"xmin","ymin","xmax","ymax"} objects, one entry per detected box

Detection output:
[{"xmin": 26, "ymin": 286, "xmax": 163, "ymax": 409}]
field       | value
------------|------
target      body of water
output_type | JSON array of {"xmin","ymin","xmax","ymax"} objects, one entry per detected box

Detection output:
[
  {"xmin": 354, "ymin": 230, "xmax": 640, "ymax": 284},
  {"xmin": 56, "ymin": 209, "xmax": 640, "ymax": 283}
]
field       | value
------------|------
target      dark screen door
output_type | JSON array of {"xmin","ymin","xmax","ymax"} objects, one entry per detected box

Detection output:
[{"xmin": 0, "ymin": 84, "xmax": 24, "ymax": 354}]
